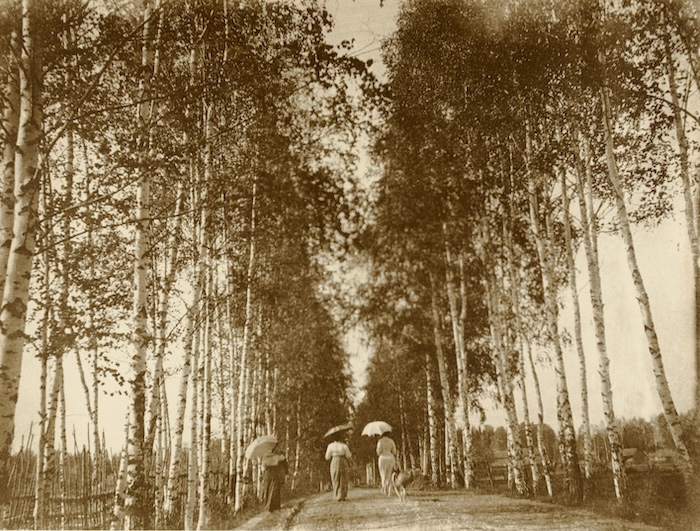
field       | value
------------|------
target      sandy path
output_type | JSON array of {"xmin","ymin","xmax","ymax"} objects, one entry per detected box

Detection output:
[{"xmin": 236, "ymin": 487, "xmax": 663, "ymax": 530}]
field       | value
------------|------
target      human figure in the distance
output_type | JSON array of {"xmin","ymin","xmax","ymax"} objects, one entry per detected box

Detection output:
[
  {"xmin": 261, "ymin": 445, "xmax": 288, "ymax": 512},
  {"xmin": 325, "ymin": 433, "xmax": 352, "ymax": 501},
  {"xmin": 376, "ymin": 430, "xmax": 397, "ymax": 495}
]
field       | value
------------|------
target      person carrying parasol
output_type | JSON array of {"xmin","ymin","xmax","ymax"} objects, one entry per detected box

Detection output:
[{"xmin": 324, "ymin": 423, "xmax": 353, "ymax": 501}]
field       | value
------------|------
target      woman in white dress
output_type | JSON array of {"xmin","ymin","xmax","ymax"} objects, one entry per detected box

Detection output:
[
  {"xmin": 325, "ymin": 435, "xmax": 352, "ymax": 501},
  {"xmin": 376, "ymin": 431, "xmax": 397, "ymax": 494}
]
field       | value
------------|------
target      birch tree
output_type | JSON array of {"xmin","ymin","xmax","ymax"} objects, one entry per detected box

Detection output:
[
  {"xmin": 124, "ymin": 1, "xmax": 156, "ymax": 527},
  {"xmin": 0, "ymin": 0, "xmax": 42, "ymax": 509}
]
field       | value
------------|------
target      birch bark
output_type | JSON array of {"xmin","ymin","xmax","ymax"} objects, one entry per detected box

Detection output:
[
  {"xmin": 663, "ymin": 27, "xmax": 700, "ymax": 424},
  {"xmin": 0, "ymin": 30, "xmax": 19, "ymax": 295},
  {"xmin": 33, "ymin": 251, "xmax": 50, "ymax": 530},
  {"xmin": 184, "ymin": 306, "xmax": 202, "ymax": 531},
  {"xmin": 503, "ymin": 222, "xmax": 540, "ymax": 494},
  {"xmin": 196, "ymin": 103, "xmax": 213, "ymax": 531},
  {"xmin": 197, "ymin": 287, "xmax": 212, "ymax": 531},
  {"xmin": 482, "ymin": 265, "xmax": 528, "ymax": 495},
  {"xmin": 423, "ymin": 346, "xmax": 440, "ymax": 486},
  {"xmin": 443, "ymin": 237, "xmax": 473, "ymax": 489},
  {"xmin": 163, "ymin": 44, "xmax": 200, "ymax": 519},
  {"xmin": 428, "ymin": 271, "xmax": 458, "ymax": 488},
  {"xmin": 124, "ymin": 1, "xmax": 156, "ymax": 526},
  {"xmin": 560, "ymin": 169, "xmax": 592, "ymax": 480},
  {"xmin": 574, "ymin": 132, "xmax": 625, "ymax": 498},
  {"xmin": 524, "ymin": 338, "xmax": 553, "ymax": 497},
  {"xmin": 526, "ymin": 171, "xmax": 582, "ymax": 501},
  {"xmin": 0, "ymin": 0, "xmax": 42, "ymax": 508},
  {"xmin": 235, "ymin": 179, "xmax": 257, "ymax": 512},
  {"xmin": 599, "ymin": 80, "xmax": 693, "ymax": 474}
]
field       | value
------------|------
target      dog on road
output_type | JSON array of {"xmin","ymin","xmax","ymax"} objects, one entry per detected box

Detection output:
[{"xmin": 390, "ymin": 469, "xmax": 414, "ymax": 501}]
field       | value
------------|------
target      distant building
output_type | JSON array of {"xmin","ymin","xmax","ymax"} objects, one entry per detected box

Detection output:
[
  {"xmin": 648, "ymin": 449, "xmax": 681, "ymax": 472},
  {"xmin": 622, "ymin": 448, "xmax": 649, "ymax": 472}
]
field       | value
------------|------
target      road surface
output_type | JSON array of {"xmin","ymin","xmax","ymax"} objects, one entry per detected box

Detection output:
[{"xmin": 236, "ymin": 487, "xmax": 663, "ymax": 530}]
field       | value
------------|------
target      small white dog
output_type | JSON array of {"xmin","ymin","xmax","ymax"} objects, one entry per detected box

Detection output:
[{"xmin": 390, "ymin": 469, "xmax": 414, "ymax": 501}]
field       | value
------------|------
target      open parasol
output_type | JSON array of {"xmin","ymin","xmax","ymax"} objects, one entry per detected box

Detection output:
[
  {"xmin": 245, "ymin": 435, "xmax": 278, "ymax": 460},
  {"xmin": 324, "ymin": 423, "xmax": 353, "ymax": 439},
  {"xmin": 361, "ymin": 421, "xmax": 392, "ymax": 436}
]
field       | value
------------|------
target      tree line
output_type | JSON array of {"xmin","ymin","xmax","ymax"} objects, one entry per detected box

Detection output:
[{"xmin": 354, "ymin": 0, "xmax": 699, "ymax": 510}]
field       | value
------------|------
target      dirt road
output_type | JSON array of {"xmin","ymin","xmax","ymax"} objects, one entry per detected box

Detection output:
[{"xmin": 236, "ymin": 487, "xmax": 665, "ymax": 530}]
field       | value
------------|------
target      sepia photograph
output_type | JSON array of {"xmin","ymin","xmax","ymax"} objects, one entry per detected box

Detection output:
[{"xmin": 0, "ymin": 0, "xmax": 697, "ymax": 529}]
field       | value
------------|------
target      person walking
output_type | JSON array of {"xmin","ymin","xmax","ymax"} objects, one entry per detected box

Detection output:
[
  {"xmin": 261, "ymin": 446, "xmax": 288, "ymax": 512},
  {"xmin": 376, "ymin": 431, "xmax": 397, "ymax": 495},
  {"xmin": 325, "ymin": 434, "xmax": 352, "ymax": 501}
]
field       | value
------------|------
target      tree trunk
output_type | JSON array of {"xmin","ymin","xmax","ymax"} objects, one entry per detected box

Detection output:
[
  {"xmin": 560, "ymin": 168, "xmax": 592, "ymax": 480},
  {"xmin": 526, "ymin": 141, "xmax": 582, "ymax": 501},
  {"xmin": 163, "ymin": 43, "xmax": 200, "ymax": 519},
  {"xmin": 457, "ymin": 253, "xmax": 474, "ymax": 489},
  {"xmin": 82, "ymin": 137, "xmax": 102, "ymax": 486},
  {"xmin": 235, "ymin": 179, "xmax": 257, "ymax": 512},
  {"xmin": 423, "ymin": 346, "xmax": 440, "ymax": 486},
  {"xmin": 663, "ymin": 30, "xmax": 700, "ymax": 425},
  {"xmin": 33, "ymin": 251, "xmax": 50, "ymax": 530},
  {"xmin": 197, "ymin": 288, "xmax": 212, "ymax": 531},
  {"xmin": 524, "ymin": 338, "xmax": 553, "ymax": 497},
  {"xmin": 123, "ymin": 1, "xmax": 156, "ymax": 527},
  {"xmin": 503, "ymin": 221, "xmax": 540, "ymax": 494},
  {"xmin": 599, "ymin": 80, "xmax": 694, "ymax": 474},
  {"xmin": 0, "ymin": 0, "xmax": 43, "ymax": 510},
  {"xmin": 196, "ymin": 103, "xmax": 213, "ymax": 531},
  {"xmin": 574, "ymin": 131, "xmax": 625, "ymax": 499},
  {"xmin": 185, "ymin": 308, "xmax": 202, "ymax": 531},
  {"xmin": 428, "ymin": 271, "xmax": 458, "ymax": 488},
  {"xmin": 144, "ymin": 2, "xmax": 168, "ymax": 459},
  {"xmin": 0, "ymin": 29, "xmax": 19, "ymax": 295},
  {"xmin": 482, "ymin": 265, "xmax": 528, "ymax": 496},
  {"xmin": 110, "ymin": 420, "xmax": 130, "ymax": 531},
  {"xmin": 443, "ymin": 236, "xmax": 473, "ymax": 489}
]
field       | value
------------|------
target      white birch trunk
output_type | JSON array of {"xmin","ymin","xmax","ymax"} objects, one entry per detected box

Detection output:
[
  {"xmin": 661, "ymin": 6, "xmax": 700, "ymax": 422},
  {"xmin": 185, "ymin": 312, "xmax": 202, "ymax": 531},
  {"xmin": 560, "ymin": 169, "xmax": 592, "ymax": 479},
  {"xmin": 33, "ymin": 254, "xmax": 50, "ymax": 530},
  {"xmin": 526, "ymin": 164, "xmax": 582, "ymax": 501},
  {"xmin": 197, "ymin": 290, "xmax": 212, "ymax": 531},
  {"xmin": 0, "ymin": 30, "xmax": 19, "ymax": 296},
  {"xmin": 291, "ymin": 394, "xmax": 301, "ymax": 491},
  {"xmin": 0, "ymin": 0, "xmax": 42, "ymax": 505},
  {"xmin": 482, "ymin": 266, "xmax": 528, "ymax": 495},
  {"xmin": 58, "ymin": 371, "xmax": 68, "ymax": 530},
  {"xmin": 599, "ymin": 82, "xmax": 693, "ymax": 474},
  {"xmin": 575, "ymin": 132, "xmax": 625, "ymax": 498},
  {"xmin": 162, "ymin": 315, "xmax": 197, "ymax": 518},
  {"xmin": 524, "ymin": 339, "xmax": 553, "ymax": 497},
  {"xmin": 663, "ymin": 32, "xmax": 700, "ymax": 422},
  {"xmin": 124, "ymin": 3, "xmax": 152, "ymax": 522},
  {"xmin": 503, "ymin": 222, "xmax": 540, "ymax": 494},
  {"xmin": 428, "ymin": 271, "xmax": 458, "ymax": 488},
  {"xmin": 164, "ymin": 43, "xmax": 200, "ymax": 518},
  {"xmin": 144, "ymin": 1, "xmax": 168, "ymax": 458},
  {"xmin": 110, "ymin": 419, "xmax": 130, "ymax": 531},
  {"xmin": 81, "ymin": 138, "xmax": 102, "ymax": 482},
  {"xmin": 423, "ymin": 345, "xmax": 440, "ymax": 486},
  {"xmin": 457, "ymin": 253, "xmax": 474, "ymax": 489},
  {"xmin": 443, "ymin": 236, "xmax": 473, "ymax": 489},
  {"xmin": 235, "ymin": 180, "xmax": 257, "ymax": 512},
  {"xmin": 196, "ymin": 103, "xmax": 213, "ymax": 531},
  {"xmin": 227, "ymin": 289, "xmax": 239, "ymax": 502}
]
